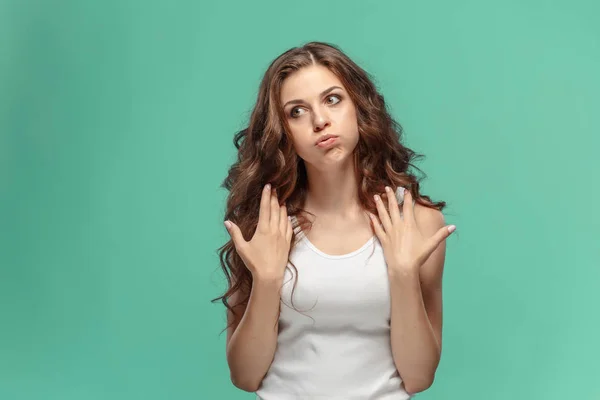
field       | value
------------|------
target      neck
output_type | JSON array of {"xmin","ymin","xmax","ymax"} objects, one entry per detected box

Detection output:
[{"xmin": 302, "ymin": 154, "xmax": 363, "ymax": 218}]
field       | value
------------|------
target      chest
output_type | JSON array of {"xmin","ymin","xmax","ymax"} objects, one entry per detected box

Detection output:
[
  {"xmin": 279, "ymin": 240, "xmax": 392, "ymax": 330},
  {"xmin": 299, "ymin": 215, "xmax": 374, "ymax": 256}
]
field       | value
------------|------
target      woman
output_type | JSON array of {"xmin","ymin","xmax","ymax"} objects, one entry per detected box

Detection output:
[{"xmin": 214, "ymin": 41, "xmax": 456, "ymax": 399}]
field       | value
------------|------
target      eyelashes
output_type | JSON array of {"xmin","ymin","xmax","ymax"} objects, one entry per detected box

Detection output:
[{"xmin": 289, "ymin": 94, "xmax": 342, "ymax": 118}]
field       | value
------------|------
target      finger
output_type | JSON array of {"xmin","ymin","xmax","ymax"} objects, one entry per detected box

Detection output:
[
  {"xmin": 258, "ymin": 184, "xmax": 271, "ymax": 231},
  {"xmin": 385, "ymin": 186, "xmax": 403, "ymax": 226},
  {"xmin": 224, "ymin": 220, "xmax": 247, "ymax": 250},
  {"xmin": 369, "ymin": 212, "xmax": 386, "ymax": 241},
  {"xmin": 279, "ymin": 204, "xmax": 288, "ymax": 235},
  {"xmin": 374, "ymin": 193, "xmax": 393, "ymax": 233},
  {"xmin": 286, "ymin": 217, "xmax": 293, "ymax": 242},
  {"xmin": 270, "ymin": 189, "xmax": 280, "ymax": 229},
  {"xmin": 402, "ymin": 188, "xmax": 415, "ymax": 225},
  {"xmin": 419, "ymin": 225, "xmax": 456, "ymax": 264}
]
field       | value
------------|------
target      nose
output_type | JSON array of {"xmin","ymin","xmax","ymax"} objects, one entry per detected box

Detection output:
[{"xmin": 312, "ymin": 110, "xmax": 331, "ymax": 132}]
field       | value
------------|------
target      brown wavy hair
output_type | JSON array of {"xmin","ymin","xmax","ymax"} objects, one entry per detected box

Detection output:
[{"xmin": 211, "ymin": 41, "xmax": 446, "ymax": 328}]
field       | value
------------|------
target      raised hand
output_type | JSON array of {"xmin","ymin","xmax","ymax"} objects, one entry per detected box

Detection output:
[
  {"xmin": 369, "ymin": 186, "xmax": 456, "ymax": 273},
  {"xmin": 224, "ymin": 184, "xmax": 293, "ymax": 281}
]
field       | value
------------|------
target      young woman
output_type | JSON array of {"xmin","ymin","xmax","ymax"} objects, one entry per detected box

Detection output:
[{"xmin": 214, "ymin": 41, "xmax": 456, "ymax": 399}]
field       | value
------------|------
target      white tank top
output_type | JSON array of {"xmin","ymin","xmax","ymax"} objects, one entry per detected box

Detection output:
[{"xmin": 256, "ymin": 189, "xmax": 412, "ymax": 399}]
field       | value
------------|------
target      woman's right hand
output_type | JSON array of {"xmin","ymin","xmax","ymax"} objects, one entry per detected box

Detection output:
[{"xmin": 224, "ymin": 184, "xmax": 293, "ymax": 281}]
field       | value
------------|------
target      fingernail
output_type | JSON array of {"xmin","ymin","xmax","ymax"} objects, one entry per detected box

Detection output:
[
  {"xmin": 385, "ymin": 186, "xmax": 391, "ymax": 192},
  {"xmin": 224, "ymin": 220, "xmax": 232, "ymax": 229},
  {"xmin": 448, "ymin": 225, "xmax": 456, "ymax": 233},
  {"xmin": 374, "ymin": 194, "xmax": 380, "ymax": 202},
  {"xmin": 265, "ymin": 183, "xmax": 271, "ymax": 190}
]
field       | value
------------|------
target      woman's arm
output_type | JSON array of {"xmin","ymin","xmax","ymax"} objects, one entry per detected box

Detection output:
[
  {"xmin": 388, "ymin": 204, "xmax": 447, "ymax": 394},
  {"xmin": 226, "ymin": 274, "xmax": 282, "ymax": 392},
  {"xmin": 224, "ymin": 184, "xmax": 292, "ymax": 392}
]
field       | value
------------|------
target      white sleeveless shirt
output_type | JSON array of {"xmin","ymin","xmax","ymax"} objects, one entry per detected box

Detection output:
[{"xmin": 256, "ymin": 188, "xmax": 412, "ymax": 400}]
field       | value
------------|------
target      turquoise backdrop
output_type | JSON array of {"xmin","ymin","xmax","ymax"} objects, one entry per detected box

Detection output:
[{"xmin": 1, "ymin": 0, "xmax": 599, "ymax": 399}]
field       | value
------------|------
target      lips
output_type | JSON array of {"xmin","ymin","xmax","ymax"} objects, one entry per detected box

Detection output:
[{"xmin": 315, "ymin": 134, "xmax": 339, "ymax": 146}]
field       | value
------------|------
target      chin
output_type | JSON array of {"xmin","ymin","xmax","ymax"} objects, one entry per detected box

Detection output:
[{"xmin": 310, "ymin": 149, "xmax": 355, "ymax": 169}]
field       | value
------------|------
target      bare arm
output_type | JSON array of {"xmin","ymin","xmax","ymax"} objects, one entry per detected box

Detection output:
[
  {"xmin": 226, "ymin": 275, "xmax": 282, "ymax": 392},
  {"xmin": 223, "ymin": 184, "xmax": 293, "ymax": 392},
  {"xmin": 388, "ymin": 204, "xmax": 446, "ymax": 394}
]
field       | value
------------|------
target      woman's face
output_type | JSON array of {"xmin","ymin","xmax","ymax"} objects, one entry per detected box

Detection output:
[{"xmin": 280, "ymin": 64, "xmax": 359, "ymax": 168}]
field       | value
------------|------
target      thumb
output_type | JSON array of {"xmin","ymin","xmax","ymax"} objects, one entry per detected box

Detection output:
[
  {"xmin": 420, "ymin": 225, "xmax": 456, "ymax": 264},
  {"xmin": 224, "ymin": 220, "xmax": 246, "ymax": 248}
]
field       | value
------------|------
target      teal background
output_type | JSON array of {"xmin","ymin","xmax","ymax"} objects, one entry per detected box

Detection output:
[{"xmin": 1, "ymin": 0, "xmax": 599, "ymax": 399}]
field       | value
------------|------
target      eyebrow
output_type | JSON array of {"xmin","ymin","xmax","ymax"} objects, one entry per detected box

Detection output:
[{"xmin": 282, "ymin": 86, "xmax": 343, "ymax": 109}]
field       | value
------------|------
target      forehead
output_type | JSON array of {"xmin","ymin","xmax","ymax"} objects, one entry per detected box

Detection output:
[{"xmin": 280, "ymin": 65, "xmax": 344, "ymax": 104}]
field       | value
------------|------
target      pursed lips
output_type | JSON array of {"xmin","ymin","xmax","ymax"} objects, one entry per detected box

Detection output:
[{"xmin": 315, "ymin": 134, "xmax": 339, "ymax": 146}]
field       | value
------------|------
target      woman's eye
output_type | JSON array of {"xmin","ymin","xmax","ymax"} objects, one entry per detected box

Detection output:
[
  {"xmin": 326, "ymin": 95, "xmax": 341, "ymax": 105},
  {"xmin": 290, "ymin": 107, "xmax": 305, "ymax": 118}
]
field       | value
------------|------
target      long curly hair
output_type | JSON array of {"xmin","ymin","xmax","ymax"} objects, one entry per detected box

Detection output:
[{"xmin": 212, "ymin": 41, "xmax": 446, "ymax": 328}]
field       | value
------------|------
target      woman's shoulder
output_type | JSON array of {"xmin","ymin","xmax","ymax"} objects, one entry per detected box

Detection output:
[
  {"xmin": 413, "ymin": 202, "xmax": 446, "ymax": 232},
  {"xmin": 395, "ymin": 186, "xmax": 445, "ymax": 230}
]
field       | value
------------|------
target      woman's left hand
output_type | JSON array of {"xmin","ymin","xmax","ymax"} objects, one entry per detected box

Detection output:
[{"xmin": 369, "ymin": 186, "xmax": 456, "ymax": 273}]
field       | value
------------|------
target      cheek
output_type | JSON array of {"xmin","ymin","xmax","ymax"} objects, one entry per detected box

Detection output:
[
  {"xmin": 335, "ymin": 100, "xmax": 356, "ymax": 119},
  {"xmin": 287, "ymin": 131, "xmax": 309, "ymax": 156},
  {"xmin": 288, "ymin": 122, "xmax": 312, "ymax": 145},
  {"xmin": 338, "ymin": 104, "xmax": 359, "ymax": 132}
]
